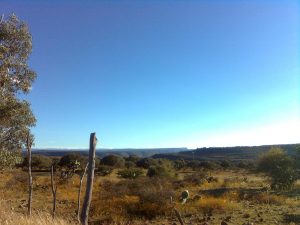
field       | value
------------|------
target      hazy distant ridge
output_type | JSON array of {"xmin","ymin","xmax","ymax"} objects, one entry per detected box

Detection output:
[
  {"xmin": 152, "ymin": 144, "xmax": 300, "ymax": 161},
  {"xmin": 29, "ymin": 147, "xmax": 188, "ymax": 158}
]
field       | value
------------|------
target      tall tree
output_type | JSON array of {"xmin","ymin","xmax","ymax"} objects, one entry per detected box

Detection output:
[{"xmin": 0, "ymin": 14, "xmax": 36, "ymax": 152}]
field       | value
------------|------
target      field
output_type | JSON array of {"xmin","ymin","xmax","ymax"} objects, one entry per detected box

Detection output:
[{"xmin": 0, "ymin": 166, "xmax": 299, "ymax": 225}]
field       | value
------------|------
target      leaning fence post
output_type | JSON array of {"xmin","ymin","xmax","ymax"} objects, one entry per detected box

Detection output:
[
  {"xmin": 80, "ymin": 133, "xmax": 97, "ymax": 225},
  {"xmin": 77, "ymin": 163, "xmax": 88, "ymax": 222},
  {"xmin": 26, "ymin": 133, "xmax": 33, "ymax": 216},
  {"xmin": 51, "ymin": 164, "xmax": 57, "ymax": 218}
]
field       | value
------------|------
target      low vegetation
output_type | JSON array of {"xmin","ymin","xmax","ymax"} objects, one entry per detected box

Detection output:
[{"xmin": 0, "ymin": 146, "xmax": 299, "ymax": 224}]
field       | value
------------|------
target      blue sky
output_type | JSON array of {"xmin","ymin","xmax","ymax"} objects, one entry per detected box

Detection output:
[{"xmin": 1, "ymin": 1, "xmax": 299, "ymax": 149}]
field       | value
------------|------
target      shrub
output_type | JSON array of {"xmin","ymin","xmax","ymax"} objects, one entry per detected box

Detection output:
[
  {"xmin": 192, "ymin": 196, "xmax": 230, "ymax": 213},
  {"xmin": 257, "ymin": 147, "xmax": 298, "ymax": 190},
  {"xmin": 124, "ymin": 178, "xmax": 174, "ymax": 219},
  {"xmin": 136, "ymin": 158, "xmax": 158, "ymax": 169},
  {"xmin": 147, "ymin": 165, "xmax": 174, "ymax": 178},
  {"xmin": 125, "ymin": 155, "xmax": 140, "ymax": 163},
  {"xmin": 219, "ymin": 160, "xmax": 232, "ymax": 168},
  {"xmin": 199, "ymin": 160, "xmax": 220, "ymax": 170},
  {"xmin": 97, "ymin": 165, "xmax": 113, "ymax": 176},
  {"xmin": 22, "ymin": 154, "xmax": 53, "ymax": 170},
  {"xmin": 101, "ymin": 155, "xmax": 125, "ymax": 168},
  {"xmin": 186, "ymin": 160, "xmax": 201, "ymax": 170},
  {"xmin": 174, "ymin": 159, "xmax": 186, "ymax": 170},
  {"xmin": 124, "ymin": 161, "xmax": 136, "ymax": 168},
  {"xmin": 117, "ymin": 168, "xmax": 143, "ymax": 179},
  {"xmin": 183, "ymin": 170, "xmax": 208, "ymax": 185},
  {"xmin": 94, "ymin": 178, "xmax": 175, "ymax": 220},
  {"xmin": 58, "ymin": 153, "xmax": 86, "ymax": 181},
  {"xmin": 58, "ymin": 153, "xmax": 87, "ymax": 170}
]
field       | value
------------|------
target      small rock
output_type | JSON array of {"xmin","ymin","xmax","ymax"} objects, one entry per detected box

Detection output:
[{"xmin": 221, "ymin": 221, "xmax": 228, "ymax": 225}]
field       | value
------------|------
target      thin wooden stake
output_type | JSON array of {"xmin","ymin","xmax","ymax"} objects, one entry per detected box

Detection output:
[
  {"xmin": 77, "ymin": 163, "xmax": 88, "ymax": 222},
  {"xmin": 51, "ymin": 164, "xmax": 57, "ymax": 218},
  {"xmin": 80, "ymin": 133, "xmax": 97, "ymax": 225},
  {"xmin": 26, "ymin": 133, "xmax": 33, "ymax": 216}
]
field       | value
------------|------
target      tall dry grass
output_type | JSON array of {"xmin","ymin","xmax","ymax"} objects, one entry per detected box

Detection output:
[{"xmin": 0, "ymin": 201, "xmax": 73, "ymax": 225}]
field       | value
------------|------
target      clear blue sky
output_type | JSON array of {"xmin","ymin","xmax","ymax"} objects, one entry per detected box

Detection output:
[{"xmin": 1, "ymin": 1, "xmax": 299, "ymax": 149}]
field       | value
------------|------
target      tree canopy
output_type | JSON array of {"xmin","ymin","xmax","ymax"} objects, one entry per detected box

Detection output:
[{"xmin": 0, "ymin": 14, "xmax": 36, "ymax": 151}]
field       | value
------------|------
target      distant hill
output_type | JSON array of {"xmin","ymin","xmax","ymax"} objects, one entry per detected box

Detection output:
[
  {"xmin": 29, "ymin": 148, "xmax": 187, "ymax": 158},
  {"xmin": 152, "ymin": 144, "xmax": 300, "ymax": 161}
]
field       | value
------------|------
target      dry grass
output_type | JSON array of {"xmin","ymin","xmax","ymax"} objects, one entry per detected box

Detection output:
[
  {"xmin": 0, "ymin": 201, "xmax": 72, "ymax": 225},
  {"xmin": 251, "ymin": 192, "xmax": 286, "ymax": 205},
  {"xmin": 0, "ymin": 168, "xmax": 299, "ymax": 225}
]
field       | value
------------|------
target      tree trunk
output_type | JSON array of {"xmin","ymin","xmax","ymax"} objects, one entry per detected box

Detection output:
[
  {"xmin": 77, "ymin": 163, "xmax": 88, "ymax": 222},
  {"xmin": 26, "ymin": 134, "xmax": 33, "ymax": 216},
  {"xmin": 80, "ymin": 133, "xmax": 97, "ymax": 225},
  {"xmin": 51, "ymin": 164, "xmax": 57, "ymax": 219}
]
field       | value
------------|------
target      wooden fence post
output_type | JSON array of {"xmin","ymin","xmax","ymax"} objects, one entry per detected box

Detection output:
[
  {"xmin": 77, "ymin": 163, "xmax": 88, "ymax": 222},
  {"xmin": 80, "ymin": 133, "xmax": 97, "ymax": 225},
  {"xmin": 26, "ymin": 133, "xmax": 33, "ymax": 216},
  {"xmin": 51, "ymin": 164, "xmax": 57, "ymax": 218}
]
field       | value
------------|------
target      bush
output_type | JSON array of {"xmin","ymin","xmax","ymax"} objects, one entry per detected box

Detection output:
[
  {"xmin": 183, "ymin": 170, "xmax": 208, "ymax": 185},
  {"xmin": 117, "ymin": 168, "xmax": 143, "ymax": 179},
  {"xmin": 257, "ymin": 147, "xmax": 298, "ymax": 190},
  {"xmin": 58, "ymin": 153, "xmax": 87, "ymax": 170},
  {"xmin": 22, "ymin": 154, "xmax": 53, "ymax": 170},
  {"xmin": 199, "ymin": 161, "xmax": 220, "ymax": 170},
  {"xmin": 94, "ymin": 177, "xmax": 175, "ymax": 220},
  {"xmin": 186, "ymin": 160, "xmax": 201, "ymax": 170},
  {"xmin": 124, "ymin": 161, "xmax": 136, "ymax": 168},
  {"xmin": 147, "ymin": 165, "xmax": 174, "ymax": 178},
  {"xmin": 174, "ymin": 159, "xmax": 186, "ymax": 170},
  {"xmin": 97, "ymin": 165, "xmax": 113, "ymax": 176},
  {"xmin": 125, "ymin": 155, "xmax": 140, "ymax": 164},
  {"xmin": 136, "ymin": 158, "xmax": 158, "ymax": 169},
  {"xmin": 101, "ymin": 155, "xmax": 125, "ymax": 168},
  {"xmin": 219, "ymin": 160, "xmax": 232, "ymax": 168}
]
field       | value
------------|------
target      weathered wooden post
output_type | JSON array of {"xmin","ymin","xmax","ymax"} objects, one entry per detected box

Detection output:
[
  {"xmin": 80, "ymin": 133, "xmax": 97, "ymax": 225},
  {"xmin": 26, "ymin": 133, "xmax": 33, "ymax": 216},
  {"xmin": 77, "ymin": 163, "xmax": 88, "ymax": 222},
  {"xmin": 51, "ymin": 164, "xmax": 57, "ymax": 218}
]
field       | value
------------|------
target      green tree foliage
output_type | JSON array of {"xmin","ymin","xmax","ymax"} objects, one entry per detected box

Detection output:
[
  {"xmin": 0, "ymin": 14, "xmax": 36, "ymax": 152},
  {"xmin": 117, "ymin": 168, "xmax": 143, "ymax": 179},
  {"xmin": 147, "ymin": 165, "xmax": 174, "ymax": 178},
  {"xmin": 97, "ymin": 165, "xmax": 113, "ymax": 176},
  {"xmin": 0, "ymin": 149, "xmax": 22, "ymax": 169},
  {"xmin": 174, "ymin": 159, "xmax": 186, "ymax": 170},
  {"xmin": 125, "ymin": 161, "xmax": 136, "ymax": 168},
  {"xmin": 58, "ymin": 153, "xmax": 87, "ymax": 170},
  {"xmin": 136, "ymin": 158, "xmax": 158, "ymax": 169},
  {"xmin": 22, "ymin": 154, "xmax": 53, "ymax": 170},
  {"xmin": 125, "ymin": 154, "xmax": 140, "ymax": 163},
  {"xmin": 101, "ymin": 154, "xmax": 125, "ymax": 167},
  {"xmin": 295, "ymin": 145, "xmax": 300, "ymax": 170},
  {"xmin": 257, "ymin": 147, "xmax": 298, "ymax": 190}
]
